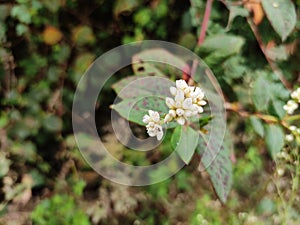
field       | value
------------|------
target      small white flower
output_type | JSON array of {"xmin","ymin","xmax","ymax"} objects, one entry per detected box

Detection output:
[
  {"xmin": 289, "ymin": 125, "xmax": 297, "ymax": 131},
  {"xmin": 148, "ymin": 110, "xmax": 160, "ymax": 123},
  {"xmin": 182, "ymin": 98, "xmax": 193, "ymax": 110},
  {"xmin": 170, "ymin": 86, "xmax": 177, "ymax": 96},
  {"xmin": 143, "ymin": 110, "xmax": 163, "ymax": 140},
  {"xmin": 169, "ymin": 110, "xmax": 176, "ymax": 117},
  {"xmin": 175, "ymin": 89, "xmax": 185, "ymax": 102},
  {"xmin": 176, "ymin": 79, "xmax": 188, "ymax": 90},
  {"xmin": 166, "ymin": 97, "xmax": 175, "ymax": 108},
  {"xmin": 283, "ymin": 100, "xmax": 298, "ymax": 114},
  {"xmin": 164, "ymin": 114, "xmax": 172, "ymax": 123},
  {"xmin": 164, "ymin": 79, "xmax": 207, "ymax": 125},
  {"xmin": 177, "ymin": 117, "xmax": 185, "ymax": 125},
  {"xmin": 291, "ymin": 87, "xmax": 300, "ymax": 103},
  {"xmin": 277, "ymin": 168, "xmax": 284, "ymax": 176},
  {"xmin": 176, "ymin": 108, "xmax": 185, "ymax": 116},
  {"xmin": 285, "ymin": 134, "xmax": 294, "ymax": 142}
]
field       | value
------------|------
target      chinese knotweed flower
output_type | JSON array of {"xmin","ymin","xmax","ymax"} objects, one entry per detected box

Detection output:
[
  {"xmin": 142, "ymin": 79, "xmax": 207, "ymax": 140},
  {"xmin": 143, "ymin": 110, "xmax": 164, "ymax": 141},
  {"xmin": 283, "ymin": 87, "xmax": 300, "ymax": 115},
  {"xmin": 164, "ymin": 79, "xmax": 206, "ymax": 125}
]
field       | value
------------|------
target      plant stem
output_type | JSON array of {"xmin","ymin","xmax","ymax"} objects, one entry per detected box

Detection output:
[
  {"xmin": 247, "ymin": 18, "xmax": 292, "ymax": 91},
  {"xmin": 197, "ymin": 0, "xmax": 214, "ymax": 46}
]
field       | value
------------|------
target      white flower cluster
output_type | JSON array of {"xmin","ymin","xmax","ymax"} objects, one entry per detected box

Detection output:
[
  {"xmin": 283, "ymin": 87, "xmax": 300, "ymax": 114},
  {"xmin": 143, "ymin": 110, "xmax": 164, "ymax": 141},
  {"xmin": 142, "ymin": 79, "xmax": 207, "ymax": 140},
  {"xmin": 164, "ymin": 80, "xmax": 206, "ymax": 125},
  {"xmin": 285, "ymin": 125, "xmax": 300, "ymax": 142}
]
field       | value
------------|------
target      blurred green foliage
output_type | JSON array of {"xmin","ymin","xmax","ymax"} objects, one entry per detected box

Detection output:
[{"xmin": 0, "ymin": 0, "xmax": 300, "ymax": 224}]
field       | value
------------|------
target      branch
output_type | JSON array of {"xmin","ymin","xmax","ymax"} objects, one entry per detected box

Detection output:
[
  {"xmin": 197, "ymin": 0, "xmax": 214, "ymax": 46},
  {"xmin": 247, "ymin": 18, "xmax": 292, "ymax": 91}
]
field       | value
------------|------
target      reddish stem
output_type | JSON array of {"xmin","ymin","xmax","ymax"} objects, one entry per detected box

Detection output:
[{"xmin": 197, "ymin": 0, "xmax": 214, "ymax": 46}]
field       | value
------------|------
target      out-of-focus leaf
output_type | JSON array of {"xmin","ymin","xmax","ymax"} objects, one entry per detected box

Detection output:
[
  {"xmin": 0, "ymin": 154, "xmax": 10, "ymax": 178},
  {"xmin": 265, "ymin": 124, "xmax": 284, "ymax": 159},
  {"xmin": 42, "ymin": 114, "xmax": 62, "ymax": 132},
  {"xmin": 111, "ymin": 96, "xmax": 168, "ymax": 125},
  {"xmin": 252, "ymin": 76, "xmax": 271, "ymax": 111},
  {"xmin": 265, "ymin": 45, "xmax": 289, "ymax": 61},
  {"xmin": 178, "ymin": 33, "xmax": 197, "ymax": 49},
  {"xmin": 0, "ymin": 4, "xmax": 11, "ymax": 21},
  {"xmin": 269, "ymin": 99, "xmax": 285, "ymax": 119},
  {"xmin": 171, "ymin": 126, "xmax": 199, "ymax": 164},
  {"xmin": 72, "ymin": 53, "xmax": 95, "ymax": 83},
  {"xmin": 42, "ymin": 26, "xmax": 63, "ymax": 45},
  {"xmin": 133, "ymin": 49, "xmax": 188, "ymax": 72},
  {"xmin": 261, "ymin": 0, "xmax": 296, "ymax": 41},
  {"xmin": 226, "ymin": 6, "xmax": 249, "ymax": 30},
  {"xmin": 114, "ymin": 0, "xmax": 140, "ymax": 17},
  {"xmin": 198, "ymin": 34, "xmax": 244, "ymax": 63},
  {"xmin": 112, "ymin": 76, "xmax": 172, "ymax": 99},
  {"xmin": 198, "ymin": 132, "xmax": 233, "ymax": 203},
  {"xmin": 42, "ymin": 0, "xmax": 63, "ymax": 13},
  {"xmin": 249, "ymin": 116, "xmax": 264, "ymax": 137},
  {"xmin": 72, "ymin": 26, "xmax": 96, "ymax": 46},
  {"xmin": 11, "ymin": 5, "xmax": 31, "ymax": 24}
]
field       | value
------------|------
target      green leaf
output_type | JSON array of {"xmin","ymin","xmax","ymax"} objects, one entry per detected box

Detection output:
[
  {"xmin": 171, "ymin": 126, "xmax": 199, "ymax": 164},
  {"xmin": 114, "ymin": 0, "xmax": 140, "ymax": 17},
  {"xmin": 265, "ymin": 45, "xmax": 289, "ymax": 61},
  {"xmin": 0, "ymin": 154, "xmax": 10, "ymax": 178},
  {"xmin": 226, "ymin": 6, "xmax": 249, "ymax": 30},
  {"xmin": 252, "ymin": 76, "xmax": 271, "ymax": 111},
  {"xmin": 112, "ymin": 96, "xmax": 168, "ymax": 125},
  {"xmin": 43, "ymin": 115, "xmax": 62, "ymax": 132},
  {"xmin": 198, "ymin": 34, "xmax": 245, "ymax": 60},
  {"xmin": 261, "ymin": 0, "xmax": 297, "ymax": 41},
  {"xmin": 198, "ymin": 132, "xmax": 233, "ymax": 203},
  {"xmin": 265, "ymin": 124, "xmax": 285, "ymax": 159},
  {"xmin": 112, "ymin": 76, "xmax": 172, "ymax": 99},
  {"xmin": 132, "ymin": 49, "xmax": 188, "ymax": 77},
  {"xmin": 249, "ymin": 116, "xmax": 265, "ymax": 137}
]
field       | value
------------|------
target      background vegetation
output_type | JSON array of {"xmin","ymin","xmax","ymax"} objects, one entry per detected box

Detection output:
[{"xmin": 0, "ymin": 0, "xmax": 300, "ymax": 224}]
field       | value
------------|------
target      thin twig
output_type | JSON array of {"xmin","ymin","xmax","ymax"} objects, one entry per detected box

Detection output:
[{"xmin": 197, "ymin": 0, "xmax": 214, "ymax": 46}]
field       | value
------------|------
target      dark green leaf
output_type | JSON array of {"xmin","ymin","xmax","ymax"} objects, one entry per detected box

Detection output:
[
  {"xmin": 171, "ymin": 126, "xmax": 199, "ymax": 164},
  {"xmin": 112, "ymin": 76, "xmax": 172, "ymax": 99},
  {"xmin": 261, "ymin": 0, "xmax": 296, "ymax": 41},
  {"xmin": 265, "ymin": 124, "xmax": 284, "ymax": 159},
  {"xmin": 112, "ymin": 96, "xmax": 168, "ymax": 125},
  {"xmin": 250, "ymin": 116, "xmax": 265, "ymax": 137},
  {"xmin": 198, "ymin": 132, "xmax": 233, "ymax": 203},
  {"xmin": 252, "ymin": 76, "xmax": 271, "ymax": 111}
]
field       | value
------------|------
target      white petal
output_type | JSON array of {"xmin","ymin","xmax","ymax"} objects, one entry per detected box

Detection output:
[
  {"xmin": 147, "ymin": 129, "xmax": 156, "ymax": 137},
  {"xmin": 164, "ymin": 114, "xmax": 172, "ymax": 123},
  {"xmin": 198, "ymin": 100, "xmax": 207, "ymax": 106},
  {"xmin": 177, "ymin": 117, "xmax": 185, "ymax": 125},
  {"xmin": 156, "ymin": 131, "xmax": 163, "ymax": 140},
  {"xmin": 175, "ymin": 101, "xmax": 182, "ymax": 108},
  {"xmin": 182, "ymin": 98, "xmax": 193, "ymax": 109},
  {"xmin": 166, "ymin": 97, "xmax": 175, "ymax": 108},
  {"xmin": 184, "ymin": 110, "xmax": 192, "ymax": 117},
  {"xmin": 143, "ymin": 115, "xmax": 150, "ymax": 123},
  {"xmin": 176, "ymin": 79, "xmax": 188, "ymax": 89},
  {"xmin": 170, "ymin": 86, "xmax": 177, "ymax": 96},
  {"xmin": 150, "ymin": 110, "xmax": 160, "ymax": 122},
  {"xmin": 196, "ymin": 105, "xmax": 203, "ymax": 113},
  {"xmin": 169, "ymin": 110, "xmax": 176, "ymax": 117},
  {"xmin": 175, "ymin": 89, "xmax": 184, "ymax": 102},
  {"xmin": 176, "ymin": 108, "xmax": 185, "ymax": 116}
]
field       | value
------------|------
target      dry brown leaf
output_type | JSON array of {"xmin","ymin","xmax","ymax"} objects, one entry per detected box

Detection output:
[{"xmin": 245, "ymin": 1, "xmax": 264, "ymax": 25}]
